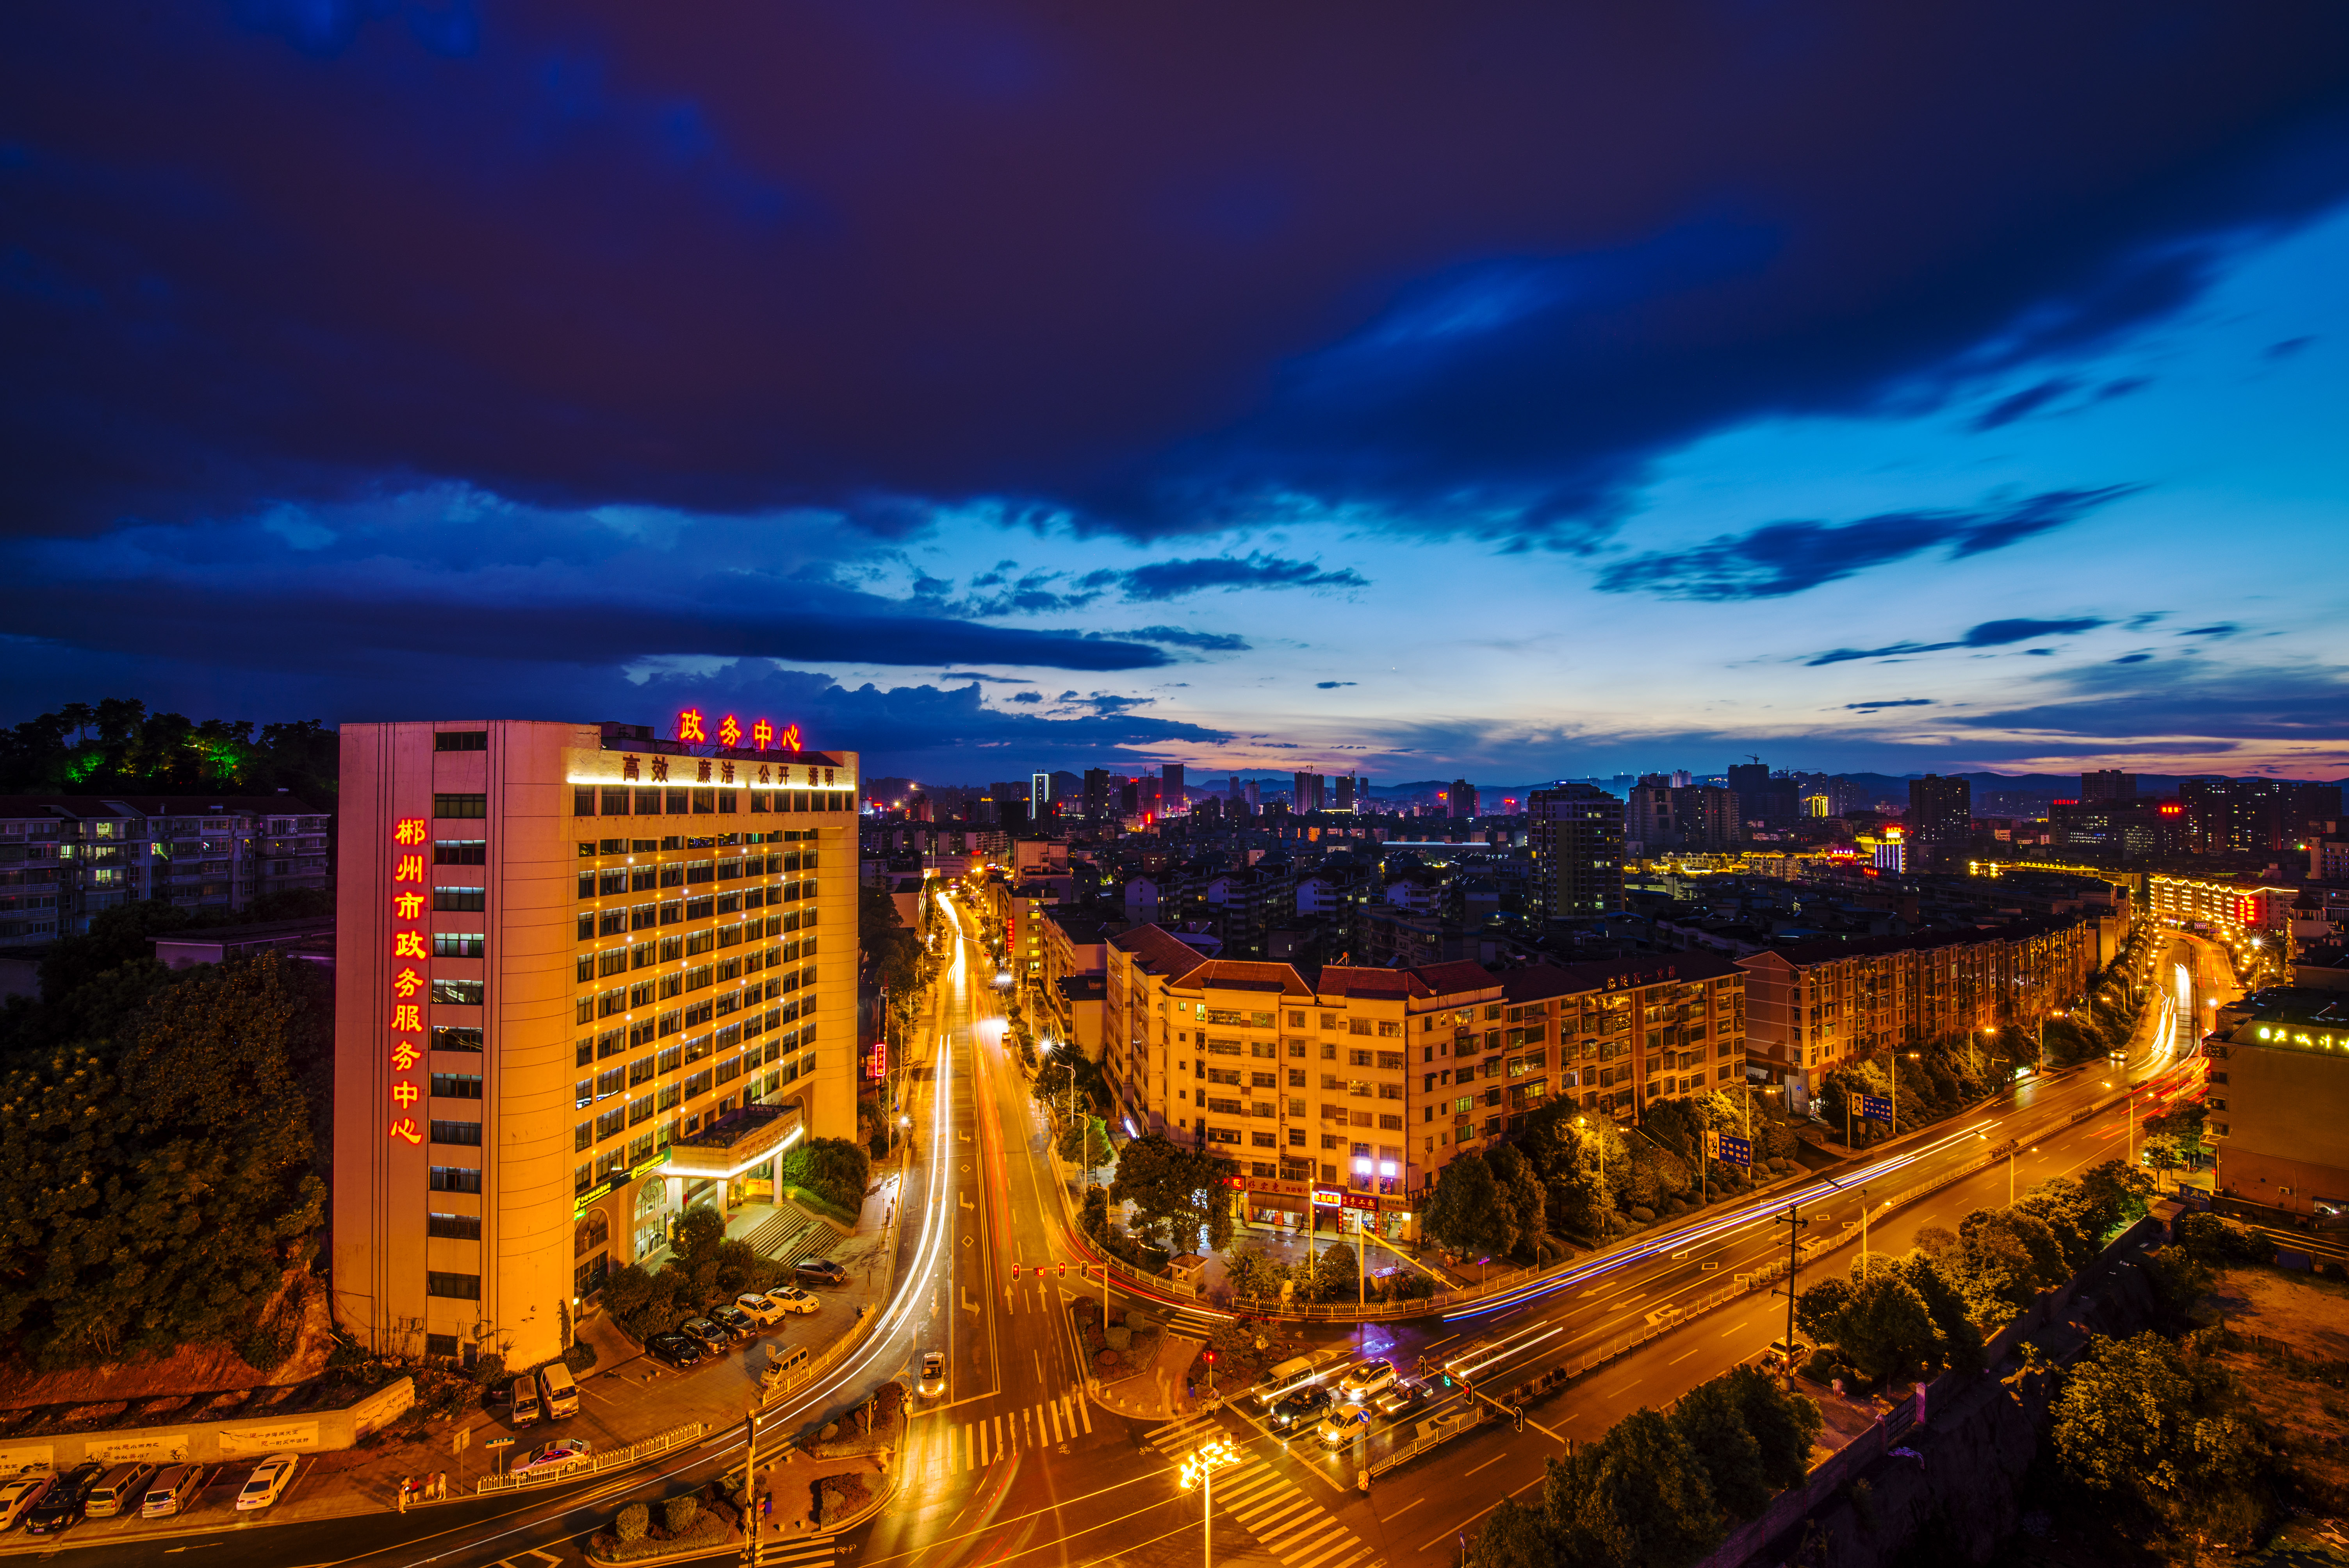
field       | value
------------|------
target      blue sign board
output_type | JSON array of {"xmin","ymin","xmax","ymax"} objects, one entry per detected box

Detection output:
[
  {"xmin": 1861, "ymin": 1094, "xmax": 1894, "ymax": 1122},
  {"xmin": 1716, "ymin": 1134, "xmax": 1753, "ymax": 1169}
]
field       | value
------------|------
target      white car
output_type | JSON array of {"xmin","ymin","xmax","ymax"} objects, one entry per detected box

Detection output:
[
  {"xmin": 733, "ymin": 1293, "xmax": 788, "ymax": 1327},
  {"xmin": 0, "ymin": 1473, "xmax": 54, "ymax": 1530},
  {"xmin": 1338, "ymin": 1359, "xmax": 1397, "ymax": 1400},
  {"xmin": 511, "ymin": 1438, "xmax": 594, "ymax": 1477},
  {"xmin": 234, "ymin": 1453, "xmax": 299, "ymax": 1511},
  {"xmin": 1315, "ymin": 1406, "xmax": 1372, "ymax": 1447},
  {"xmin": 762, "ymin": 1285, "xmax": 822, "ymax": 1316},
  {"xmin": 916, "ymin": 1349, "xmax": 947, "ymax": 1399}
]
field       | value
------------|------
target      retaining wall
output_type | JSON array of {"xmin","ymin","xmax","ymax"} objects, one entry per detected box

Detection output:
[{"xmin": 0, "ymin": 1377, "xmax": 414, "ymax": 1471}]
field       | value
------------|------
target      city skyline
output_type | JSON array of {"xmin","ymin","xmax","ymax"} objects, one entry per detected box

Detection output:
[{"xmin": 7, "ymin": 7, "xmax": 2348, "ymax": 781}]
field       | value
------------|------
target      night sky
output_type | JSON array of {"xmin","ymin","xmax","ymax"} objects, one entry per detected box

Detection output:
[{"xmin": 7, "ymin": 3, "xmax": 2347, "ymax": 783}]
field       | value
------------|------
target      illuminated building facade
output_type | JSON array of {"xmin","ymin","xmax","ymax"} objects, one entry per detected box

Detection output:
[
  {"xmin": 1100, "ymin": 932, "xmax": 1744, "ymax": 1241},
  {"xmin": 2213, "ymin": 996, "xmax": 2349, "ymax": 1219},
  {"xmin": 331, "ymin": 716, "xmax": 858, "ymax": 1372},
  {"xmin": 2148, "ymin": 872, "xmax": 2297, "ymax": 939}
]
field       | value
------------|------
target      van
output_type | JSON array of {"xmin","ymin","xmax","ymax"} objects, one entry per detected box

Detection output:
[
  {"xmin": 1253, "ymin": 1346, "xmax": 1348, "ymax": 1409},
  {"xmin": 84, "ymin": 1463, "xmax": 155, "ymax": 1519},
  {"xmin": 141, "ymin": 1464, "xmax": 202, "ymax": 1519},
  {"xmin": 536, "ymin": 1362, "xmax": 579, "ymax": 1420},
  {"xmin": 509, "ymin": 1375, "xmax": 541, "ymax": 1427}
]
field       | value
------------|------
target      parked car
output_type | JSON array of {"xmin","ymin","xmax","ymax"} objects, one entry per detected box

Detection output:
[
  {"xmin": 83, "ymin": 1463, "xmax": 156, "ymax": 1519},
  {"xmin": 1767, "ymin": 1338, "xmax": 1810, "ymax": 1370},
  {"xmin": 537, "ymin": 1361, "xmax": 580, "ymax": 1420},
  {"xmin": 0, "ymin": 1472, "xmax": 55, "ymax": 1531},
  {"xmin": 733, "ymin": 1293, "xmax": 788, "ymax": 1327},
  {"xmin": 1338, "ymin": 1360, "xmax": 1397, "ymax": 1400},
  {"xmin": 795, "ymin": 1258, "xmax": 848, "ymax": 1287},
  {"xmin": 709, "ymin": 1304, "xmax": 758, "ymax": 1339},
  {"xmin": 140, "ymin": 1463, "xmax": 204, "ymax": 1520},
  {"xmin": 646, "ymin": 1331, "xmax": 704, "ymax": 1370},
  {"xmin": 510, "ymin": 1438, "xmax": 593, "ymax": 1478},
  {"xmin": 680, "ymin": 1317, "xmax": 733, "ymax": 1353},
  {"xmin": 1269, "ymin": 1384, "xmax": 1333, "ymax": 1430},
  {"xmin": 234, "ymin": 1454, "xmax": 299, "ymax": 1512},
  {"xmin": 1315, "ymin": 1406, "xmax": 1372, "ymax": 1447},
  {"xmin": 508, "ymin": 1374, "xmax": 542, "ymax": 1427},
  {"xmin": 916, "ymin": 1349, "xmax": 947, "ymax": 1399},
  {"xmin": 24, "ymin": 1463, "xmax": 102, "ymax": 1534},
  {"xmin": 763, "ymin": 1285, "xmax": 822, "ymax": 1315},
  {"xmin": 1372, "ymin": 1381, "xmax": 1424, "ymax": 1418}
]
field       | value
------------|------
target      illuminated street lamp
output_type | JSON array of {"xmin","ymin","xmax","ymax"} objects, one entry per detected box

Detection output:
[{"xmin": 1178, "ymin": 1436, "xmax": 1242, "ymax": 1568}]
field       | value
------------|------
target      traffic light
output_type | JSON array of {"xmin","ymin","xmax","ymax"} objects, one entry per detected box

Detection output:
[
  {"xmin": 1203, "ymin": 1351, "xmax": 1217, "ymax": 1365},
  {"xmin": 1011, "ymin": 1263, "xmax": 1022, "ymax": 1279},
  {"xmin": 1059, "ymin": 1263, "xmax": 1068, "ymax": 1278}
]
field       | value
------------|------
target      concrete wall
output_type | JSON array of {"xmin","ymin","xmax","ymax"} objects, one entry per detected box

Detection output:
[{"xmin": 0, "ymin": 1378, "xmax": 413, "ymax": 1472}]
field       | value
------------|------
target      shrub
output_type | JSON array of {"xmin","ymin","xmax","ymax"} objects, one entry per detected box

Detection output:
[
  {"xmin": 1097, "ymin": 1348, "xmax": 1120, "ymax": 1370},
  {"xmin": 564, "ymin": 1339, "xmax": 598, "ymax": 1374},
  {"xmin": 615, "ymin": 1503, "xmax": 649, "ymax": 1544},
  {"xmin": 1628, "ymin": 1206, "xmax": 1657, "ymax": 1225},
  {"xmin": 1105, "ymin": 1324, "xmax": 1132, "ymax": 1350},
  {"xmin": 664, "ymin": 1495, "xmax": 700, "ymax": 1535},
  {"xmin": 1799, "ymin": 1347, "xmax": 1841, "ymax": 1383}
]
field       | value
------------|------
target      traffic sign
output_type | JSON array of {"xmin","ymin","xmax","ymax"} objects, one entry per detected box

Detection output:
[
  {"xmin": 1861, "ymin": 1094, "xmax": 1893, "ymax": 1122},
  {"xmin": 1716, "ymin": 1134, "xmax": 1752, "ymax": 1168}
]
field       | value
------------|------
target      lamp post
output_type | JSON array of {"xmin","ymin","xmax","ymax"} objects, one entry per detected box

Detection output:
[{"xmin": 1178, "ymin": 1436, "xmax": 1241, "ymax": 1568}]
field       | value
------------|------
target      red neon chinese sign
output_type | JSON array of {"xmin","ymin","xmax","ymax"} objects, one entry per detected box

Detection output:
[
  {"xmin": 674, "ymin": 709, "xmax": 804, "ymax": 753},
  {"xmin": 387, "ymin": 816, "xmax": 429, "ymax": 1145}
]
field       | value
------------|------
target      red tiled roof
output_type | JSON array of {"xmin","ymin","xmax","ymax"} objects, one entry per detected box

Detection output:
[
  {"xmin": 1315, "ymin": 965, "xmax": 1426, "ymax": 1000},
  {"xmin": 1190, "ymin": 959, "xmax": 1313, "ymax": 996},
  {"xmin": 1108, "ymin": 923, "xmax": 1211, "ymax": 979},
  {"xmin": 1410, "ymin": 959, "xmax": 1502, "ymax": 998}
]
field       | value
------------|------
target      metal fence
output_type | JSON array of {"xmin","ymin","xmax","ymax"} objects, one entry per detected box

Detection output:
[
  {"xmin": 475, "ymin": 1420, "xmax": 706, "ymax": 1493},
  {"xmin": 761, "ymin": 1303, "xmax": 879, "ymax": 1409}
]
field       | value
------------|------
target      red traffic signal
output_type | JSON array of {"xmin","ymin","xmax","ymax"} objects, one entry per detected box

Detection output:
[
  {"xmin": 1203, "ymin": 1351, "xmax": 1216, "ymax": 1363},
  {"xmin": 1058, "ymin": 1263, "xmax": 1068, "ymax": 1278},
  {"xmin": 1011, "ymin": 1263, "xmax": 1022, "ymax": 1279}
]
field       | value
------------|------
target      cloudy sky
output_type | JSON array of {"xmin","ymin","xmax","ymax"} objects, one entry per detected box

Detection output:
[{"xmin": 6, "ymin": 2, "xmax": 2347, "ymax": 783}]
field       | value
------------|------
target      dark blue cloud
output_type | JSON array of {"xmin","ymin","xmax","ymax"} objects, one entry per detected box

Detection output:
[
  {"xmin": 1116, "ymin": 626, "xmax": 1251, "ymax": 652},
  {"xmin": 1805, "ymin": 616, "xmax": 2108, "ymax": 666},
  {"xmin": 2179, "ymin": 623, "xmax": 2237, "ymax": 637},
  {"xmin": 1117, "ymin": 554, "xmax": 1367, "ymax": 601},
  {"xmin": 1971, "ymin": 377, "xmax": 2077, "ymax": 430},
  {"xmin": 1952, "ymin": 658, "xmax": 2349, "ymax": 743},
  {"xmin": 5, "ymin": 6, "xmax": 2347, "ymax": 549},
  {"xmin": 1845, "ymin": 698, "xmax": 1933, "ymax": 710},
  {"xmin": 1315, "ymin": 681, "xmax": 1356, "ymax": 689},
  {"xmin": 1600, "ymin": 487, "xmax": 2136, "ymax": 601}
]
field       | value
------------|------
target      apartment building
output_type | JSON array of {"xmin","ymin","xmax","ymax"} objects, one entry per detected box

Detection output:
[
  {"xmin": 331, "ymin": 718, "xmax": 859, "ymax": 1372},
  {"xmin": 1736, "ymin": 917, "xmax": 2099, "ymax": 1103},
  {"xmin": 2149, "ymin": 872, "xmax": 2299, "ymax": 941},
  {"xmin": 1529, "ymin": 783, "xmax": 1625, "ymax": 918},
  {"xmin": 2210, "ymin": 992, "xmax": 2349, "ymax": 1217},
  {"xmin": 1100, "ymin": 928, "xmax": 1746, "ymax": 1241},
  {"xmin": 0, "ymin": 795, "xmax": 332, "ymax": 941}
]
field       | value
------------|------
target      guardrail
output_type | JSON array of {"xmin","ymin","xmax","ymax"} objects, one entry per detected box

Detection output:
[
  {"xmin": 761, "ymin": 1303, "xmax": 879, "ymax": 1409},
  {"xmin": 475, "ymin": 1420, "xmax": 706, "ymax": 1493}
]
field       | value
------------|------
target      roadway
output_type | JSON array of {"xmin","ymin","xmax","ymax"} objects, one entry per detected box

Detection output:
[{"xmin": 9, "ymin": 926, "xmax": 2231, "ymax": 1568}]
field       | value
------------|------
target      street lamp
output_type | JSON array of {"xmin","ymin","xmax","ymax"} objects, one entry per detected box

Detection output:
[{"xmin": 1178, "ymin": 1436, "xmax": 1241, "ymax": 1568}]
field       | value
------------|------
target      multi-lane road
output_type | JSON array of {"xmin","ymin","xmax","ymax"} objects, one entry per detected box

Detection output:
[{"xmin": 14, "ymin": 918, "xmax": 2233, "ymax": 1568}]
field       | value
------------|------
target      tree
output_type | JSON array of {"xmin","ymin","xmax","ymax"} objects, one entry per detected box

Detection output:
[
  {"xmin": 1422, "ymin": 1152, "xmax": 1517, "ymax": 1258},
  {"xmin": 1825, "ymin": 1271, "xmax": 1941, "ymax": 1383},
  {"xmin": 1487, "ymin": 1145, "xmax": 1548, "ymax": 1258},
  {"xmin": 1670, "ymin": 1373, "xmax": 1775, "ymax": 1518},
  {"xmin": 1558, "ymin": 1407, "xmax": 1723, "ymax": 1568},
  {"xmin": 1225, "ymin": 1245, "xmax": 1288, "ymax": 1301},
  {"xmin": 1894, "ymin": 1252, "xmax": 1984, "ymax": 1373},
  {"xmin": 1722, "ymin": 1363, "xmax": 1823, "ymax": 1489},
  {"xmin": 0, "ymin": 952, "xmax": 328, "ymax": 1368},
  {"xmin": 1107, "ymin": 1135, "xmax": 1233, "ymax": 1254},
  {"xmin": 1308, "ymin": 1241, "xmax": 1359, "ymax": 1303},
  {"xmin": 2054, "ymin": 1332, "xmax": 2266, "ymax": 1555},
  {"xmin": 1461, "ymin": 1497, "xmax": 1554, "ymax": 1568},
  {"xmin": 779, "ymin": 1136, "xmax": 872, "ymax": 1214},
  {"xmin": 1056, "ymin": 1115, "xmax": 1111, "ymax": 1170}
]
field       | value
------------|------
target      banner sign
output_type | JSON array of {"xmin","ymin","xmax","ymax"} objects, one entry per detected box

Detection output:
[{"xmin": 1861, "ymin": 1094, "xmax": 1894, "ymax": 1122}]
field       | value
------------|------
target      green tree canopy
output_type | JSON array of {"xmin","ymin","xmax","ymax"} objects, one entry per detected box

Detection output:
[
  {"xmin": 2054, "ymin": 1331, "xmax": 2267, "ymax": 1551},
  {"xmin": 1422, "ymin": 1151, "xmax": 1517, "ymax": 1258},
  {"xmin": 779, "ymin": 1136, "xmax": 872, "ymax": 1215},
  {"xmin": 1107, "ymin": 1134, "xmax": 1234, "ymax": 1254}
]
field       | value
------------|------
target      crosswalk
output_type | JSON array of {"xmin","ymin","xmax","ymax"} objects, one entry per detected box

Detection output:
[
  {"xmin": 918, "ymin": 1389, "xmax": 1097, "ymax": 1476},
  {"xmin": 761, "ymin": 1535, "xmax": 837, "ymax": 1568},
  {"xmin": 1145, "ymin": 1411, "xmax": 1379, "ymax": 1568}
]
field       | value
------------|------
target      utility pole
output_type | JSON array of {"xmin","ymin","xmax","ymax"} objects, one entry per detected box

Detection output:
[
  {"xmin": 1859, "ymin": 1188, "xmax": 1868, "ymax": 1267},
  {"xmin": 1774, "ymin": 1201, "xmax": 1808, "ymax": 1387},
  {"xmin": 741, "ymin": 1409, "xmax": 761, "ymax": 1568}
]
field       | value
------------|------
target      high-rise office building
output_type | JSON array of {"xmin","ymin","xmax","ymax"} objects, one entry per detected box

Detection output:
[
  {"xmin": 1161, "ymin": 764, "xmax": 1184, "ymax": 813},
  {"xmin": 332, "ymin": 717, "xmax": 858, "ymax": 1371},
  {"xmin": 1334, "ymin": 774, "xmax": 1356, "ymax": 812},
  {"xmin": 1448, "ymin": 780, "xmax": 1479, "ymax": 819},
  {"xmin": 1292, "ymin": 772, "xmax": 1326, "ymax": 813},
  {"xmin": 1244, "ymin": 779, "xmax": 1261, "ymax": 813},
  {"xmin": 1082, "ymin": 767, "xmax": 1111, "ymax": 820},
  {"xmin": 2081, "ymin": 770, "xmax": 2136, "ymax": 802},
  {"xmin": 1528, "ymin": 783, "xmax": 1624, "ymax": 918},
  {"xmin": 2181, "ymin": 777, "xmax": 2343, "ymax": 857},
  {"xmin": 1907, "ymin": 773, "xmax": 1973, "ymax": 871},
  {"xmin": 1726, "ymin": 761, "xmax": 1770, "ymax": 826},
  {"xmin": 1030, "ymin": 771, "xmax": 1051, "ymax": 821}
]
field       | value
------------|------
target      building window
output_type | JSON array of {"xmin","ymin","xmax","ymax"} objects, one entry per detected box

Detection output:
[
  {"xmin": 426, "ymin": 1272, "xmax": 481, "ymax": 1301},
  {"xmin": 424, "ymin": 1332, "xmax": 462, "ymax": 1359},
  {"xmin": 427, "ymin": 1212, "xmax": 482, "ymax": 1240},
  {"xmin": 434, "ymin": 731, "xmax": 488, "ymax": 752},
  {"xmin": 432, "ymin": 1026, "xmax": 484, "ymax": 1053},
  {"xmin": 433, "ymin": 793, "xmax": 488, "ymax": 819},
  {"xmin": 433, "ymin": 839, "xmax": 488, "ymax": 865},
  {"xmin": 430, "ymin": 1073, "xmax": 483, "ymax": 1099},
  {"xmin": 430, "ymin": 1165, "xmax": 483, "ymax": 1193},
  {"xmin": 431, "ymin": 978, "xmax": 485, "ymax": 1005},
  {"xmin": 433, "ymin": 887, "xmax": 487, "ymax": 912},
  {"xmin": 430, "ymin": 1120, "xmax": 483, "ymax": 1147}
]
